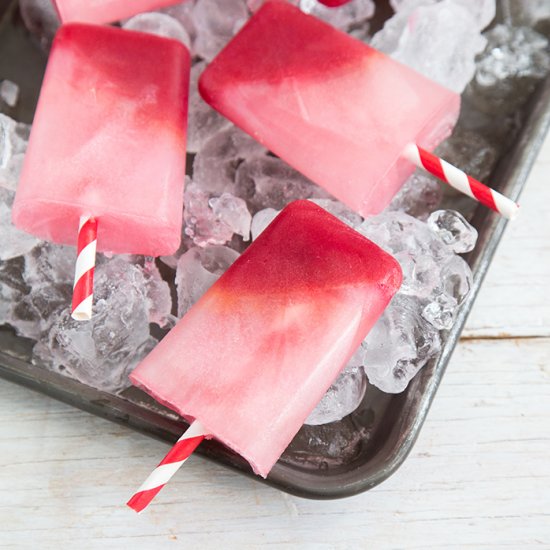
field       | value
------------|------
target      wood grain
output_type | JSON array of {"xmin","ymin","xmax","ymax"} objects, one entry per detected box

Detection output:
[{"xmin": 463, "ymin": 135, "xmax": 550, "ymax": 339}]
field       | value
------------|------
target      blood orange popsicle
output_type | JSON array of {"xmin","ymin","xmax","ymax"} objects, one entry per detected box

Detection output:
[
  {"xmin": 52, "ymin": 0, "xmax": 182, "ymax": 25},
  {"xmin": 130, "ymin": 200, "xmax": 402, "ymax": 479},
  {"xmin": 199, "ymin": 0, "xmax": 460, "ymax": 217}
]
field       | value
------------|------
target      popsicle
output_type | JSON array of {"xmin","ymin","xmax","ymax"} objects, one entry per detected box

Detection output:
[
  {"xmin": 128, "ymin": 200, "xmax": 402, "ymax": 512},
  {"xmin": 199, "ymin": 1, "xmax": 518, "ymax": 220},
  {"xmin": 12, "ymin": 23, "xmax": 190, "ymax": 320},
  {"xmin": 52, "ymin": 0, "xmax": 182, "ymax": 25}
]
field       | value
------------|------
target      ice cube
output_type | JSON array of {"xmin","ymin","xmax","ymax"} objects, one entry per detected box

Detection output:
[
  {"xmin": 187, "ymin": 61, "xmax": 232, "ymax": 153},
  {"xmin": 33, "ymin": 257, "xmax": 159, "ymax": 393},
  {"xmin": 160, "ymin": 0, "xmax": 198, "ymax": 47},
  {"xmin": 389, "ymin": 0, "xmax": 494, "ymax": 30},
  {"xmin": 192, "ymin": 127, "xmax": 267, "ymax": 196},
  {"xmin": 250, "ymin": 208, "xmax": 279, "ymax": 240},
  {"xmin": 364, "ymin": 295, "xmax": 441, "ymax": 393},
  {"xmin": 234, "ymin": 156, "xmax": 328, "ymax": 213},
  {"xmin": 0, "ymin": 188, "xmax": 41, "ymax": 261},
  {"xmin": 0, "ymin": 114, "xmax": 30, "ymax": 192},
  {"xmin": 122, "ymin": 13, "xmax": 191, "ymax": 48},
  {"xmin": 9, "ymin": 243, "xmax": 74, "ymax": 340},
  {"xmin": 394, "ymin": 249, "xmax": 440, "ymax": 300},
  {"xmin": 308, "ymin": 198, "xmax": 363, "ymax": 229},
  {"xmin": 373, "ymin": 0, "xmax": 487, "ymax": 93},
  {"xmin": 0, "ymin": 256, "xmax": 29, "ymax": 325},
  {"xmin": 209, "ymin": 193, "xmax": 252, "ymax": 241},
  {"xmin": 358, "ymin": 210, "xmax": 449, "ymax": 262},
  {"xmin": 427, "ymin": 209, "xmax": 478, "ymax": 253},
  {"xmin": 141, "ymin": 259, "xmax": 173, "ymax": 328},
  {"xmin": 421, "ymin": 292, "xmax": 458, "ymax": 330},
  {"xmin": 175, "ymin": 245, "xmax": 239, "ymax": 317},
  {"xmin": 184, "ymin": 180, "xmax": 243, "ymax": 246},
  {"xmin": 192, "ymin": 0, "xmax": 249, "ymax": 61},
  {"xmin": 299, "ymin": 0, "xmax": 375, "ymax": 33},
  {"xmin": 388, "ymin": 171, "xmax": 442, "ymax": 220},
  {"xmin": 305, "ymin": 364, "xmax": 367, "ymax": 425},
  {"xmin": 0, "ymin": 80, "xmax": 20, "ymax": 108},
  {"xmin": 455, "ymin": 0, "xmax": 496, "ymax": 29},
  {"xmin": 440, "ymin": 254, "xmax": 473, "ymax": 306}
]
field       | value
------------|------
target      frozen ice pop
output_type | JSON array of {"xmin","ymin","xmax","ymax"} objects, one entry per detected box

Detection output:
[
  {"xmin": 14, "ymin": 23, "xmax": 189, "ymax": 254},
  {"xmin": 13, "ymin": 24, "xmax": 189, "ymax": 318},
  {"xmin": 52, "ymin": 0, "xmax": 182, "ymax": 25},
  {"xmin": 129, "ymin": 200, "xmax": 402, "ymax": 488},
  {"xmin": 199, "ymin": 0, "xmax": 460, "ymax": 217}
]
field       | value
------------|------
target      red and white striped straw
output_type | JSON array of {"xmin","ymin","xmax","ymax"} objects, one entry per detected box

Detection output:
[
  {"xmin": 404, "ymin": 143, "xmax": 520, "ymax": 220},
  {"xmin": 127, "ymin": 420, "xmax": 208, "ymax": 514},
  {"xmin": 71, "ymin": 215, "xmax": 98, "ymax": 321}
]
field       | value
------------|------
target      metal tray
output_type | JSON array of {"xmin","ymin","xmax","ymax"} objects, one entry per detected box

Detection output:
[{"xmin": 1, "ymin": 0, "xmax": 549, "ymax": 499}]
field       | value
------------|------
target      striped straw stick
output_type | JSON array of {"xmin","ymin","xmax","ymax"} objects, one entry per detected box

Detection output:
[
  {"xmin": 127, "ymin": 421, "xmax": 208, "ymax": 513},
  {"xmin": 403, "ymin": 144, "xmax": 520, "ymax": 220},
  {"xmin": 71, "ymin": 215, "xmax": 98, "ymax": 321}
]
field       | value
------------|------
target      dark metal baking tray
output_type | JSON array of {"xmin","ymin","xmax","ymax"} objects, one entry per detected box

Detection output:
[{"xmin": 1, "ymin": 0, "xmax": 549, "ymax": 499}]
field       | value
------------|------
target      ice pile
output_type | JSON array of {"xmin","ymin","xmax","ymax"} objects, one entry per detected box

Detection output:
[
  {"xmin": 305, "ymin": 360, "xmax": 367, "ymax": 426},
  {"xmin": 466, "ymin": 24, "xmax": 550, "ymax": 115},
  {"xmin": 373, "ymin": 0, "xmax": 494, "ymax": 93},
  {"xmin": 357, "ymin": 209, "xmax": 475, "ymax": 394},
  {"xmin": 30, "ymin": 256, "xmax": 172, "ymax": 393},
  {"xmin": 1, "ymin": 115, "xmax": 40, "ymax": 260}
]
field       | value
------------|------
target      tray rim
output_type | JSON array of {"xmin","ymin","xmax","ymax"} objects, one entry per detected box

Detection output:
[{"xmin": 1, "ymin": 2, "xmax": 550, "ymax": 499}]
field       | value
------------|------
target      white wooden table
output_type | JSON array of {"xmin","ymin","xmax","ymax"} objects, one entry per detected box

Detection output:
[{"xmin": 1, "ymin": 135, "xmax": 549, "ymax": 549}]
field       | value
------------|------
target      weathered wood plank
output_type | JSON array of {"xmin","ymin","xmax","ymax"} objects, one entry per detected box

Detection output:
[{"xmin": 1, "ymin": 337, "xmax": 548, "ymax": 549}]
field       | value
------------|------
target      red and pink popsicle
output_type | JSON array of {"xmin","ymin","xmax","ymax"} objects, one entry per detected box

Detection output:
[
  {"xmin": 127, "ymin": 200, "xmax": 402, "ymax": 512},
  {"xmin": 199, "ymin": 1, "xmax": 518, "ymax": 220},
  {"xmin": 13, "ymin": 23, "xmax": 190, "ymax": 320}
]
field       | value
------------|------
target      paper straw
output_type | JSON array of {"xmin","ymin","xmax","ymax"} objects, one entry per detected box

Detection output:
[
  {"xmin": 404, "ymin": 143, "xmax": 520, "ymax": 220},
  {"xmin": 127, "ymin": 420, "xmax": 208, "ymax": 513},
  {"xmin": 71, "ymin": 215, "xmax": 97, "ymax": 321}
]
